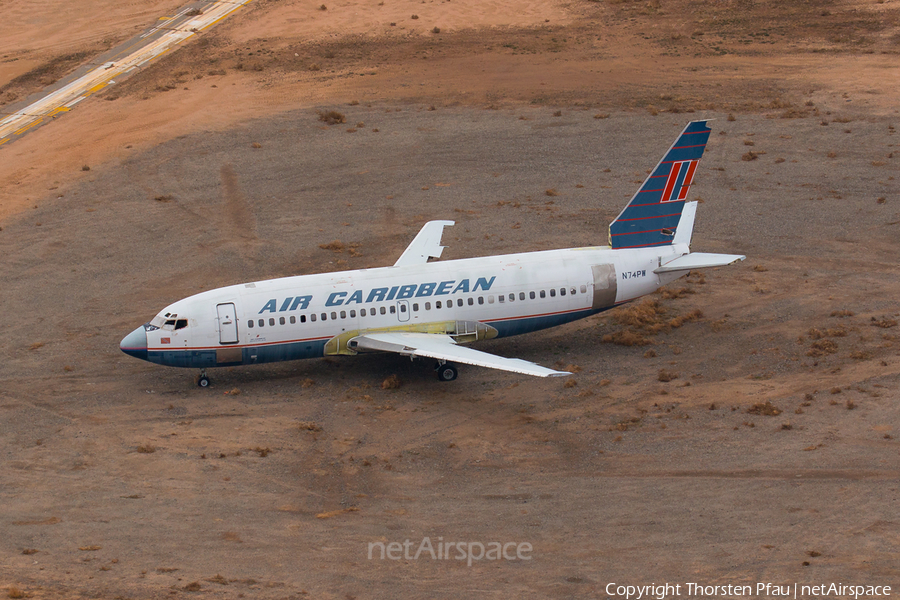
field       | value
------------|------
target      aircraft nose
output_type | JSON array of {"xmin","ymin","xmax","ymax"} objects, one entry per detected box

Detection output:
[{"xmin": 120, "ymin": 326, "xmax": 148, "ymax": 361}]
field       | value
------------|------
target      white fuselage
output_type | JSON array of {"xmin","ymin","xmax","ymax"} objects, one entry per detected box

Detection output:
[{"xmin": 123, "ymin": 244, "xmax": 688, "ymax": 369}]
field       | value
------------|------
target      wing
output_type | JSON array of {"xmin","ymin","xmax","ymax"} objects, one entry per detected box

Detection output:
[
  {"xmin": 393, "ymin": 220, "xmax": 455, "ymax": 267},
  {"xmin": 350, "ymin": 331, "xmax": 571, "ymax": 378}
]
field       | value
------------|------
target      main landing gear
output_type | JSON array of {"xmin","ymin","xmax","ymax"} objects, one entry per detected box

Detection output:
[
  {"xmin": 196, "ymin": 370, "xmax": 210, "ymax": 388},
  {"xmin": 434, "ymin": 361, "xmax": 458, "ymax": 382}
]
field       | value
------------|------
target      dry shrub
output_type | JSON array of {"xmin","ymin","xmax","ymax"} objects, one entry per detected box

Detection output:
[
  {"xmin": 807, "ymin": 339, "xmax": 837, "ymax": 357},
  {"xmin": 545, "ymin": 189, "xmax": 559, "ymax": 197},
  {"xmin": 594, "ymin": 113, "xmax": 610, "ymax": 119},
  {"xmin": 136, "ymin": 444, "xmax": 156, "ymax": 454},
  {"xmin": 830, "ymin": 387, "xmax": 841, "ymax": 394},
  {"xmin": 668, "ymin": 309, "xmax": 703, "ymax": 329},
  {"xmin": 319, "ymin": 240, "xmax": 345, "ymax": 252},
  {"xmin": 205, "ymin": 574, "xmax": 229, "ymax": 586},
  {"xmin": 381, "ymin": 375, "xmax": 401, "ymax": 390},
  {"xmin": 602, "ymin": 329, "xmax": 652, "ymax": 347},
  {"xmin": 563, "ymin": 380, "xmax": 577, "ymax": 388},
  {"xmin": 79, "ymin": 545, "xmax": 102, "ymax": 551},
  {"xmin": 8, "ymin": 588, "xmax": 24, "ymax": 600},
  {"xmin": 565, "ymin": 364, "xmax": 582, "ymax": 373},
  {"xmin": 251, "ymin": 142, "xmax": 261, "ymax": 149},
  {"xmin": 301, "ymin": 378, "xmax": 315, "ymax": 388},
  {"xmin": 21, "ymin": 549, "xmax": 37, "ymax": 555},
  {"xmin": 298, "ymin": 421, "xmax": 322, "ymax": 432},
  {"xmin": 742, "ymin": 151, "xmax": 758, "ymax": 161},
  {"xmin": 850, "ymin": 350, "xmax": 872, "ymax": 360},
  {"xmin": 808, "ymin": 327, "xmax": 847, "ymax": 339},
  {"xmin": 871, "ymin": 317, "xmax": 898, "ymax": 328},
  {"xmin": 184, "ymin": 582, "xmax": 202, "ymax": 592},
  {"xmin": 657, "ymin": 369, "xmax": 678, "ymax": 382},
  {"xmin": 253, "ymin": 446, "xmax": 270, "ymax": 457},
  {"xmin": 317, "ymin": 110, "xmax": 345, "ymax": 124},
  {"xmin": 29, "ymin": 342, "xmax": 43, "ymax": 350},
  {"xmin": 643, "ymin": 349, "xmax": 657, "ymax": 358},
  {"xmin": 846, "ymin": 400, "xmax": 857, "ymax": 410},
  {"xmin": 432, "ymin": 26, "xmax": 441, "ymax": 34},
  {"xmin": 753, "ymin": 265, "xmax": 768, "ymax": 272},
  {"xmin": 831, "ymin": 309, "xmax": 854, "ymax": 317},
  {"xmin": 614, "ymin": 298, "xmax": 666, "ymax": 328},
  {"xmin": 781, "ymin": 422, "xmax": 793, "ymax": 430},
  {"xmin": 747, "ymin": 401, "xmax": 782, "ymax": 416},
  {"xmin": 659, "ymin": 286, "xmax": 694, "ymax": 299}
]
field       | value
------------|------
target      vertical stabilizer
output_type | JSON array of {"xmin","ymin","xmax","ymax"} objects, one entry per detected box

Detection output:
[{"xmin": 608, "ymin": 120, "xmax": 711, "ymax": 249}]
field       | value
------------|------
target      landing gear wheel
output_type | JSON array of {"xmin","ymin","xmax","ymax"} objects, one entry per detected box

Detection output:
[
  {"xmin": 196, "ymin": 372, "xmax": 210, "ymax": 388},
  {"xmin": 436, "ymin": 362, "xmax": 458, "ymax": 382}
]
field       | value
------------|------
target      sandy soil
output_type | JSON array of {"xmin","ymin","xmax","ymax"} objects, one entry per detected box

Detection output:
[{"xmin": 1, "ymin": 0, "xmax": 899, "ymax": 598}]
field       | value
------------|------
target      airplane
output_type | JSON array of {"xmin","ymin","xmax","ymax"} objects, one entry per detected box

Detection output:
[{"xmin": 120, "ymin": 120, "xmax": 745, "ymax": 386}]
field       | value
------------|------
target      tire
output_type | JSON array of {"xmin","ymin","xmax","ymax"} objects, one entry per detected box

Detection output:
[
  {"xmin": 436, "ymin": 364, "xmax": 458, "ymax": 382},
  {"xmin": 197, "ymin": 375, "xmax": 210, "ymax": 388}
]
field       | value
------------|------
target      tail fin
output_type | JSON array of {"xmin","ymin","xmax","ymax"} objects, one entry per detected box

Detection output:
[{"xmin": 608, "ymin": 120, "xmax": 711, "ymax": 249}]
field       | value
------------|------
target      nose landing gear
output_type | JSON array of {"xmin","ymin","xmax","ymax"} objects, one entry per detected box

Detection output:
[{"xmin": 196, "ymin": 370, "xmax": 210, "ymax": 387}]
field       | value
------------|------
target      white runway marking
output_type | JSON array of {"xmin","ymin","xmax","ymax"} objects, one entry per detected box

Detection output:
[{"xmin": 0, "ymin": 0, "xmax": 253, "ymax": 145}]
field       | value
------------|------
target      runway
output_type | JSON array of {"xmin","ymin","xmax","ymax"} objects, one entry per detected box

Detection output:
[{"xmin": 0, "ymin": 0, "xmax": 252, "ymax": 147}]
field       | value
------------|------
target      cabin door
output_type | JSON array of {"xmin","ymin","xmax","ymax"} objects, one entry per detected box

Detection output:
[{"xmin": 217, "ymin": 303, "xmax": 239, "ymax": 344}]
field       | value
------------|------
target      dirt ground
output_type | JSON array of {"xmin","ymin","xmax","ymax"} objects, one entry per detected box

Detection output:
[{"xmin": 1, "ymin": 1, "xmax": 899, "ymax": 598}]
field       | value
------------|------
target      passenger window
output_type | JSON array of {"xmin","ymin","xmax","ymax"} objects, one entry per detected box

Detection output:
[
  {"xmin": 340, "ymin": 311, "xmax": 346, "ymax": 319},
  {"xmin": 301, "ymin": 315, "xmax": 307, "ymax": 323},
  {"xmin": 350, "ymin": 310, "xmax": 356, "ymax": 318},
  {"xmin": 290, "ymin": 316, "xmax": 296, "ymax": 324},
  {"xmin": 380, "ymin": 306, "xmax": 386, "ymax": 315},
  {"xmin": 529, "ymin": 291, "xmax": 535, "ymax": 300},
  {"xmin": 509, "ymin": 293, "xmax": 515, "ymax": 302},
  {"xmin": 361, "ymin": 308, "xmax": 366, "ymax": 317},
  {"xmin": 519, "ymin": 292, "xmax": 525, "ymax": 301},
  {"xmin": 390, "ymin": 306, "xmax": 396, "ymax": 314},
  {"xmin": 478, "ymin": 297, "xmax": 484, "ymax": 305},
  {"xmin": 321, "ymin": 313, "xmax": 327, "ymax": 321},
  {"xmin": 258, "ymin": 319, "xmax": 265, "ymax": 327},
  {"xmin": 279, "ymin": 317, "xmax": 285, "ymax": 325},
  {"xmin": 571, "ymin": 287, "xmax": 577, "ymax": 295},
  {"xmin": 457, "ymin": 299, "xmax": 464, "ymax": 307},
  {"xmin": 436, "ymin": 301, "xmax": 442, "ymax": 309},
  {"xmin": 540, "ymin": 290, "xmax": 546, "ymax": 298},
  {"xmin": 560, "ymin": 288, "xmax": 566, "ymax": 296},
  {"xmin": 331, "ymin": 312, "xmax": 337, "ymax": 320},
  {"xmin": 488, "ymin": 295, "xmax": 494, "ymax": 304},
  {"xmin": 269, "ymin": 318, "xmax": 275, "ymax": 326},
  {"xmin": 468, "ymin": 298, "xmax": 474, "ymax": 306},
  {"xmin": 580, "ymin": 285, "xmax": 587, "ymax": 294},
  {"xmin": 425, "ymin": 302, "xmax": 431, "ymax": 310},
  {"xmin": 550, "ymin": 289, "xmax": 556, "ymax": 297},
  {"xmin": 175, "ymin": 319, "xmax": 188, "ymax": 330},
  {"xmin": 248, "ymin": 320, "xmax": 254, "ymax": 329},
  {"xmin": 499, "ymin": 295, "xmax": 505, "ymax": 303},
  {"xmin": 310, "ymin": 314, "xmax": 316, "ymax": 322},
  {"xmin": 412, "ymin": 303, "xmax": 419, "ymax": 311}
]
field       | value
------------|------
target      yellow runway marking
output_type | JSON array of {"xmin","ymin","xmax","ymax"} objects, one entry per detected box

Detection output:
[{"xmin": 14, "ymin": 119, "xmax": 43, "ymax": 136}]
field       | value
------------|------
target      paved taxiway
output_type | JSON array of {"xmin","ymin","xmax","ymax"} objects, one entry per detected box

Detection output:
[{"xmin": 0, "ymin": 0, "xmax": 251, "ymax": 147}]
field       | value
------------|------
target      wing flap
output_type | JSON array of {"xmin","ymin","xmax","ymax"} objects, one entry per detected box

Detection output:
[
  {"xmin": 393, "ymin": 220, "xmax": 455, "ymax": 267},
  {"xmin": 352, "ymin": 331, "xmax": 570, "ymax": 378}
]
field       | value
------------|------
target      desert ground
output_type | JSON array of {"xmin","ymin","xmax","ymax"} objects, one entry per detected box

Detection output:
[{"xmin": 1, "ymin": 0, "xmax": 899, "ymax": 598}]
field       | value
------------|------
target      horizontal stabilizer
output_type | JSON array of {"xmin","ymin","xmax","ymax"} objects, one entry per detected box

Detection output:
[
  {"xmin": 351, "ymin": 331, "xmax": 571, "ymax": 377},
  {"xmin": 654, "ymin": 252, "xmax": 745, "ymax": 274},
  {"xmin": 394, "ymin": 220, "xmax": 455, "ymax": 267}
]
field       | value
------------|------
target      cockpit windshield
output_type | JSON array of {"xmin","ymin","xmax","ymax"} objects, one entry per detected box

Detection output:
[{"xmin": 152, "ymin": 312, "xmax": 188, "ymax": 330}]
